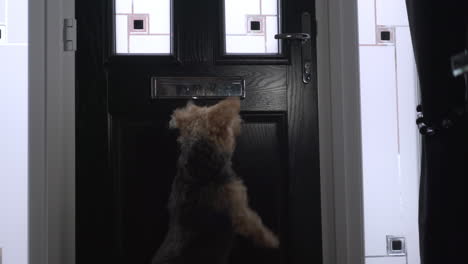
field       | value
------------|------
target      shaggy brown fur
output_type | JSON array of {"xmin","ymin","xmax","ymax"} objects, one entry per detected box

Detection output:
[{"xmin": 151, "ymin": 97, "xmax": 278, "ymax": 264}]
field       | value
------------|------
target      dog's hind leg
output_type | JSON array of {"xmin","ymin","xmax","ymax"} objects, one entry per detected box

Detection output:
[{"xmin": 223, "ymin": 179, "xmax": 279, "ymax": 248}]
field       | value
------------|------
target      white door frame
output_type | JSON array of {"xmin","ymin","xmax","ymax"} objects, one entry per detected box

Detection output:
[
  {"xmin": 29, "ymin": 0, "xmax": 75, "ymax": 263},
  {"xmin": 28, "ymin": 0, "xmax": 364, "ymax": 263},
  {"xmin": 316, "ymin": 0, "xmax": 365, "ymax": 263}
]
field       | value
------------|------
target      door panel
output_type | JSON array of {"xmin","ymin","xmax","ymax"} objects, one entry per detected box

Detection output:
[
  {"xmin": 110, "ymin": 113, "xmax": 288, "ymax": 264},
  {"xmin": 76, "ymin": 0, "xmax": 321, "ymax": 263},
  {"xmin": 110, "ymin": 116, "xmax": 177, "ymax": 264}
]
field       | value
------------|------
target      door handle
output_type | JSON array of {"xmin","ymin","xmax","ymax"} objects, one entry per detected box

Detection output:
[{"xmin": 275, "ymin": 12, "xmax": 314, "ymax": 84}]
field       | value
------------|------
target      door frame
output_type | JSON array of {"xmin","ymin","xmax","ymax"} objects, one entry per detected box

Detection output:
[
  {"xmin": 316, "ymin": 0, "xmax": 365, "ymax": 264},
  {"xmin": 29, "ymin": 0, "xmax": 75, "ymax": 264},
  {"xmin": 29, "ymin": 0, "xmax": 365, "ymax": 263}
]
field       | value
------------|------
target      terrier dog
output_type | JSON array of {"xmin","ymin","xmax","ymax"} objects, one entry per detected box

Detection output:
[{"xmin": 151, "ymin": 97, "xmax": 279, "ymax": 264}]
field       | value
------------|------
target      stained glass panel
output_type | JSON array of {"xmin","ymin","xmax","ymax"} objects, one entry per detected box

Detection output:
[
  {"xmin": 224, "ymin": 0, "xmax": 280, "ymax": 54},
  {"xmin": 115, "ymin": 0, "xmax": 171, "ymax": 54}
]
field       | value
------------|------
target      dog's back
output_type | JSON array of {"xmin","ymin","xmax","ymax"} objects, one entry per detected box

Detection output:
[{"xmin": 151, "ymin": 139, "xmax": 236, "ymax": 264}]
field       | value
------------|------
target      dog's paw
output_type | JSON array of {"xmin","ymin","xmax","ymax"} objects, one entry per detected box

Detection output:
[{"xmin": 259, "ymin": 229, "xmax": 280, "ymax": 248}]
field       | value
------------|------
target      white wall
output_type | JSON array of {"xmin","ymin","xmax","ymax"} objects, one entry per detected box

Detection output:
[
  {"xmin": 0, "ymin": 0, "xmax": 29, "ymax": 263},
  {"xmin": 358, "ymin": 0, "xmax": 420, "ymax": 264}
]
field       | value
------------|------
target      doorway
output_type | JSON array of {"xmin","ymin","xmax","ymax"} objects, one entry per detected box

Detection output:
[{"xmin": 76, "ymin": 0, "xmax": 322, "ymax": 263}]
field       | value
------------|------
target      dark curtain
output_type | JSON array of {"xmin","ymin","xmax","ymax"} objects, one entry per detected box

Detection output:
[{"xmin": 406, "ymin": 1, "xmax": 468, "ymax": 263}]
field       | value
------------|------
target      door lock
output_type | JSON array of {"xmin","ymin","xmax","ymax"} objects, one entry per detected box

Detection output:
[{"xmin": 274, "ymin": 12, "xmax": 314, "ymax": 84}]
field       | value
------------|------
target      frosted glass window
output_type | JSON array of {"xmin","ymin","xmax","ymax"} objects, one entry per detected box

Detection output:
[
  {"xmin": 224, "ymin": 0, "xmax": 280, "ymax": 54},
  {"xmin": 115, "ymin": 0, "xmax": 171, "ymax": 54}
]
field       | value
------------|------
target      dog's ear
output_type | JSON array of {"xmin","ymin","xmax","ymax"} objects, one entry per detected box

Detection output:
[
  {"xmin": 208, "ymin": 97, "xmax": 241, "ymax": 128},
  {"xmin": 169, "ymin": 100, "xmax": 198, "ymax": 129},
  {"xmin": 185, "ymin": 100, "xmax": 196, "ymax": 109},
  {"xmin": 169, "ymin": 109, "xmax": 183, "ymax": 129}
]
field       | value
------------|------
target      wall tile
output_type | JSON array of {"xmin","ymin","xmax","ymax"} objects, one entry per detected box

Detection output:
[
  {"xmin": 376, "ymin": 0, "xmax": 409, "ymax": 26},
  {"xmin": 358, "ymin": 1, "xmax": 419, "ymax": 263},
  {"xmin": 395, "ymin": 26, "xmax": 420, "ymax": 264},
  {"xmin": 0, "ymin": 0, "xmax": 6, "ymax": 24},
  {"xmin": 358, "ymin": 0, "xmax": 376, "ymax": 44},
  {"xmin": 360, "ymin": 45, "xmax": 402, "ymax": 256},
  {"xmin": 6, "ymin": 0, "xmax": 27, "ymax": 43},
  {"xmin": 0, "ymin": 45, "xmax": 28, "ymax": 264},
  {"xmin": 366, "ymin": 256, "xmax": 406, "ymax": 264}
]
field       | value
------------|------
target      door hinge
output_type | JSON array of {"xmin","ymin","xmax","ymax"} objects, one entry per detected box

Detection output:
[{"xmin": 63, "ymin": 18, "xmax": 77, "ymax": 52}]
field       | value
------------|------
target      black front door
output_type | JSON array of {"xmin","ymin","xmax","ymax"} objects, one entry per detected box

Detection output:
[{"xmin": 76, "ymin": 0, "xmax": 321, "ymax": 263}]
